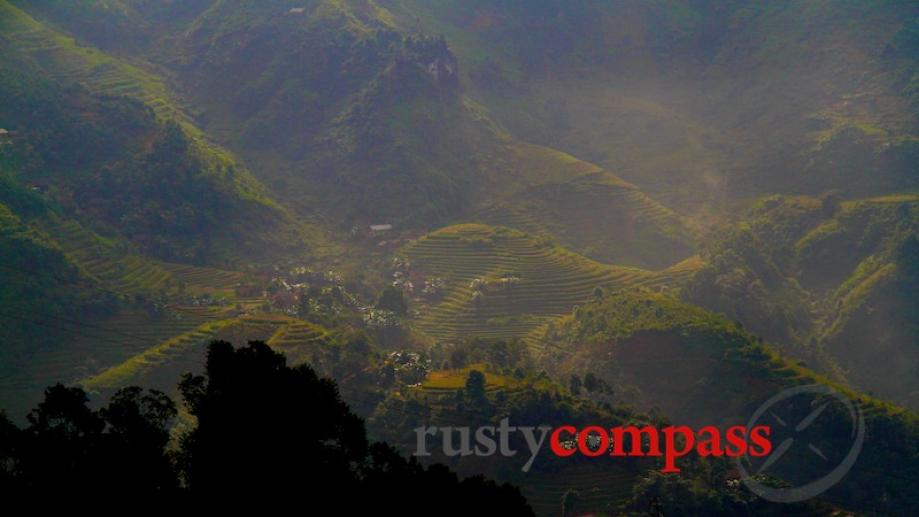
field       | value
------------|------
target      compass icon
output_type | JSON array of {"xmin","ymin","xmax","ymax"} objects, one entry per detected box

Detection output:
[{"xmin": 736, "ymin": 384, "xmax": 865, "ymax": 503}]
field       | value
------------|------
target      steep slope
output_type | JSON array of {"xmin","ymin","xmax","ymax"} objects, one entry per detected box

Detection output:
[
  {"xmin": 154, "ymin": 0, "xmax": 493, "ymax": 226},
  {"xmin": 0, "ymin": 1, "xmax": 343, "ymax": 419}
]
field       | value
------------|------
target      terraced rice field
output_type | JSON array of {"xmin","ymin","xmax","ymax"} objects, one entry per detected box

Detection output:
[
  {"xmin": 0, "ymin": 2, "xmax": 178, "ymax": 120},
  {"xmin": 41, "ymin": 217, "xmax": 177, "ymax": 295},
  {"xmin": 420, "ymin": 364, "xmax": 516, "ymax": 392},
  {"xmin": 474, "ymin": 172, "xmax": 694, "ymax": 267},
  {"xmin": 404, "ymin": 224, "xmax": 702, "ymax": 344},
  {"xmin": 160, "ymin": 262, "xmax": 248, "ymax": 295},
  {"xmin": 0, "ymin": 305, "xmax": 226, "ymax": 417},
  {"xmin": 81, "ymin": 313, "xmax": 241, "ymax": 391},
  {"xmin": 265, "ymin": 316, "xmax": 331, "ymax": 365},
  {"xmin": 78, "ymin": 314, "xmax": 332, "ymax": 392}
]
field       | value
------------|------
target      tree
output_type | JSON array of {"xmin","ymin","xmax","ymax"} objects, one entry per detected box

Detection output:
[
  {"xmin": 0, "ymin": 340, "xmax": 535, "ymax": 515},
  {"xmin": 0, "ymin": 411, "xmax": 18, "ymax": 491},
  {"xmin": 178, "ymin": 340, "xmax": 368, "ymax": 497},
  {"xmin": 9, "ymin": 384, "xmax": 176, "ymax": 499},
  {"xmin": 562, "ymin": 488, "xmax": 580, "ymax": 517},
  {"xmin": 449, "ymin": 346, "xmax": 469, "ymax": 369},
  {"xmin": 819, "ymin": 190, "xmax": 842, "ymax": 217},
  {"xmin": 583, "ymin": 372, "xmax": 599, "ymax": 393},
  {"xmin": 569, "ymin": 374, "xmax": 582, "ymax": 396},
  {"xmin": 465, "ymin": 369, "xmax": 487, "ymax": 401},
  {"xmin": 376, "ymin": 285, "xmax": 408, "ymax": 316},
  {"xmin": 99, "ymin": 387, "xmax": 178, "ymax": 494}
]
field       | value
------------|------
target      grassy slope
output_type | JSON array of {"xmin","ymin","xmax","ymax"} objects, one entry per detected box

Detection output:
[
  {"xmin": 0, "ymin": 1, "xmax": 347, "ymax": 419},
  {"xmin": 73, "ymin": 313, "xmax": 334, "ymax": 418}
]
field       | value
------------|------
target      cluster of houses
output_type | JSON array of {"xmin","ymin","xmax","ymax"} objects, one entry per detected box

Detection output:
[
  {"xmin": 361, "ymin": 306, "xmax": 400, "ymax": 328},
  {"xmin": 385, "ymin": 350, "xmax": 430, "ymax": 386},
  {"xmin": 255, "ymin": 266, "xmax": 355, "ymax": 316},
  {"xmin": 287, "ymin": 266, "xmax": 343, "ymax": 286},
  {"xmin": 468, "ymin": 273, "xmax": 521, "ymax": 304},
  {"xmin": 0, "ymin": 128, "xmax": 18, "ymax": 146},
  {"xmin": 390, "ymin": 256, "xmax": 445, "ymax": 301}
]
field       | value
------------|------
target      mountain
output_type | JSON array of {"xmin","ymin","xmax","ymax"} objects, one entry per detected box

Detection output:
[
  {"xmin": 12, "ymin": 0, "xmax": 697, "ymax": 268},
  {"xmin": 380, "ymin": 0, "xmax": 919, "ymax": 213}
]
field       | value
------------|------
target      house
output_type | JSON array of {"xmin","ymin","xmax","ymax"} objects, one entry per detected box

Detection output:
[{"xmin": 369, "ymin": 224, "xmax": 393, "ymax": 232}]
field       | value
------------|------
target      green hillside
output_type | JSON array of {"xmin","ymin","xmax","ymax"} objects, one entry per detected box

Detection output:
[
  {"xmin": 369, "ymin": 358, "xmax": 651, "ymax": 516},
  {"xmin": 0, "ymin": 198, "xmax": 98, "ymax": 364}
]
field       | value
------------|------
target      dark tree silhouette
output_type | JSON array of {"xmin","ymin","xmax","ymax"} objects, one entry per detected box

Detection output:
[
  {"xmin": 99, "ymin": 386, "xmax": 178, "ymax": 495},
  {"xmin": 561, "ymin": 488, "xmax": 580, "ymax": 517},
  {"xmin": 0, "ymin": 340, "xmax": 534, "ymax": 515},
  {"xmin": 0, "ymin": 411, "xmax": 17, "ymax": 494},
  {"xmin": 180, "ymin": 340, "xmax": 533, "ymax": 514},
  {"xmin": 376, "ymin": 285, "xmax": 408, "ymax": 316},
  {"xmin": 178, "ymin": 339, "xmax": 368, "ymax": 498},
  {"xmin": 465, "ymin": 369, "xmax": 487, "ymax": 401},
  {"xmin": 3, "ymin": 383, "xmax": 177, "ymax": 500}
]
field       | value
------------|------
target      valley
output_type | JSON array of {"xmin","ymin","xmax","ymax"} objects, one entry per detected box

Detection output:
[{"xmin": 1, "ymin": 1, "xmax": 918, "ymax": 514}]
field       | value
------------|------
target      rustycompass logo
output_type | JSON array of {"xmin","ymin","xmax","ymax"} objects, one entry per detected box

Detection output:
[
  {"xmin": 415, "ymin": 384, "xmax": 865, "ymax": 505},
  {"xmin": 737, "ymin": 384, "xmax": 865, "ymax": 503},
  {"xmin": 415, "ymin": 420, "xmax": 773, "ymax": 474}
]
